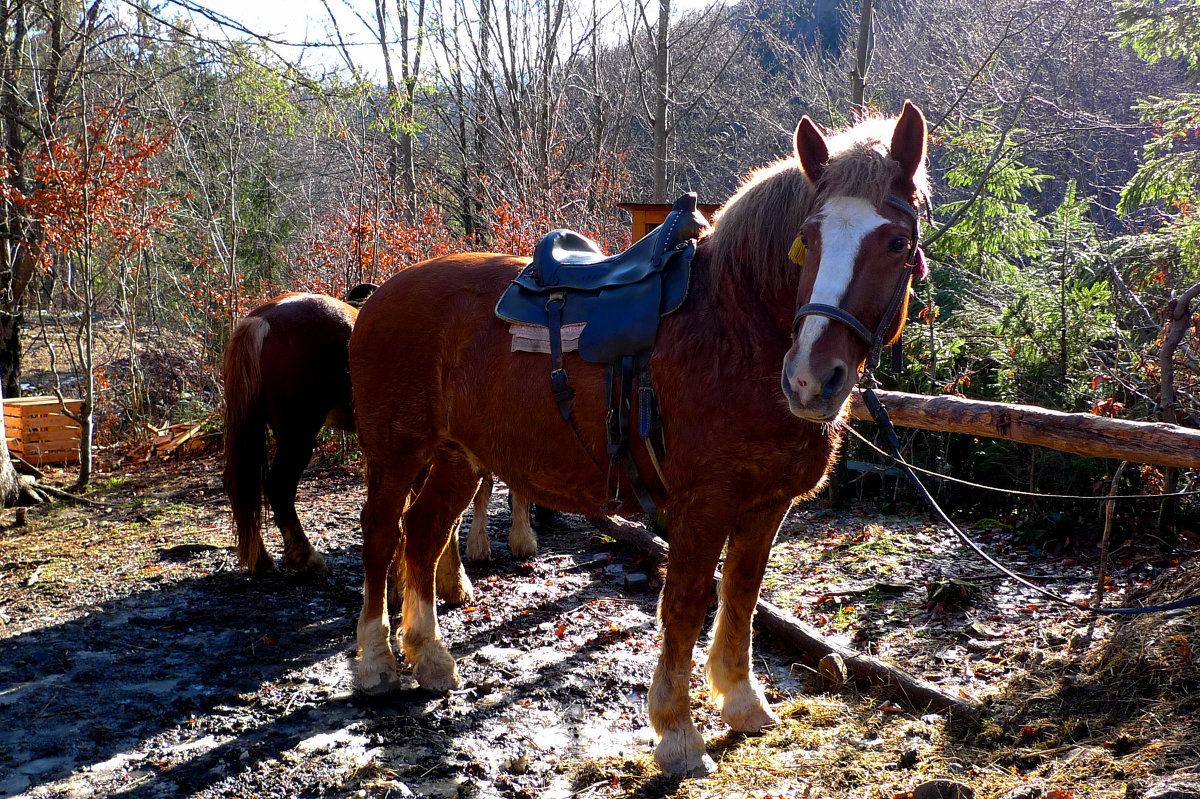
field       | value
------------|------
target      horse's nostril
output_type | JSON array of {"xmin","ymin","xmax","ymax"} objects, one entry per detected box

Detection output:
[{"xmin": 821, "ymin": 364, "xmax": 847, "ymax": 401}]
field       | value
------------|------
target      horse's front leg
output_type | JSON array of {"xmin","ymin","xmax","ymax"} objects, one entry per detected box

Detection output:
[
  {"xmin": 706, "ymin": 502, "xmax": 791, "ymax": 732},
  {"xmin": 649, "ymin": 502, "xmax": 729, "ymax": 778}
]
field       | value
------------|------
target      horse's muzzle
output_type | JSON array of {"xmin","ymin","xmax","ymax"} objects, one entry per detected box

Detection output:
[{"xmin": 780, "ymin": 359, "xmax": 854, "ymax": 422}]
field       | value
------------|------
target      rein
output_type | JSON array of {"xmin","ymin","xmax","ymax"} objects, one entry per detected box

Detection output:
[
  {"xmin": 860, "ymin": 388, "xmax": 1200, "ymax": 616},
  {"xmin": 795, "ymin": 194, "xmax": 1200, "ymax": 617}
]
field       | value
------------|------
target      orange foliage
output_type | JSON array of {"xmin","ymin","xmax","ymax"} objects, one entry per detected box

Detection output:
[
  {"xmin": 289, "ymin": 196, "xmax": 629, "ymax": 299},
  {"xmin": 2, "ymin": 105, "xmax": 177, "ymax": 270}
]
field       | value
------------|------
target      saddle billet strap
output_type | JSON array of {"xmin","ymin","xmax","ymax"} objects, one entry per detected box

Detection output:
[
  {"xmin": 546, "ymin": 292, "xmax": 575, "ymax": 420},
  {"xmin": 638, "ymin": 366, "xmax": 670, "ymax": 491},
  {"xmin": 603, "ymin": 357, "xmax": 659, "ymax": 517},
  {"xmin": 620, "ymin": 357, "xmax": 658, "ymax": 516}
]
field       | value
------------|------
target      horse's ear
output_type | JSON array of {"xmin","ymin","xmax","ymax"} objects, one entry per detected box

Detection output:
[
  {"xmin": 890, "ymin": 100, "xmax": 927, "ymax": 187},
  {"xmin": 794, "ymin": 116, "xmax": 829, "ymax": 186}
]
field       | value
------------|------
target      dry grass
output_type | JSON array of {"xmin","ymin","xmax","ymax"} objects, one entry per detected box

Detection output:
[{"xmin": 566, "ymin": 563, "xmax": 1200, "ymax": 799}]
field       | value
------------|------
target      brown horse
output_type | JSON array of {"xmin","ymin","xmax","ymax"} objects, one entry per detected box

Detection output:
[
  {"xmin": 348, "ymin": 102, "xmax": 930, "ymax": 776},
  {"xmin": 222, "ymin": 292, "xmax": 535, "ymax": 586}
]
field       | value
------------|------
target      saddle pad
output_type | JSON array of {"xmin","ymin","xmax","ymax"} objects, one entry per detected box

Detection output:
[{"xmin": 509, "ymin": 322, "xmax": 585, "ymax": 354}]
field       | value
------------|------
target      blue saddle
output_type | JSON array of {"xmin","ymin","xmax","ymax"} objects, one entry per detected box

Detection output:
[
  {"xmin": 495, "ymin": 193, "xmax": 710, "ymax": 517},
  {"xmin": 496, "ymin": 193, "xmax": 707, "ymax": 366}
]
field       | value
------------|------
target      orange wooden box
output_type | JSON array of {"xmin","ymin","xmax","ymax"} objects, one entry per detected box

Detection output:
[{"xmin": 5, "ymin": 396, "xmax": 83, "ymax": 466}]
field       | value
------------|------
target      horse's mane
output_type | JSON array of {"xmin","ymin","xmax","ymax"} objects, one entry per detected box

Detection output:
[{"xmin": 700, "ymin": 113, "xmax": 932, "ymax": 301}]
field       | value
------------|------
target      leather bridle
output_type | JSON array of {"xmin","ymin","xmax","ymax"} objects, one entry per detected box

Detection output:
[{"xmin": 791, "ymin": 194, "xmax": 923, "ymax": 374}]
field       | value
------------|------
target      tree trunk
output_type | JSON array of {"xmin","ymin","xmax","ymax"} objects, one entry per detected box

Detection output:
[
  {"xmin": 651, "ymin": 0, "xmax": 669, "ymax": 202},
  {"xmin": 849, "ymin": 0, "xmax": 874, "ymax": 113},
  {"xmin": 1155, "ymin": 282, "xmax": 1200, "ymax": 530},
  {"xmin": 0, "ymin": 378, "xmax": 20, "ymax": 505}
]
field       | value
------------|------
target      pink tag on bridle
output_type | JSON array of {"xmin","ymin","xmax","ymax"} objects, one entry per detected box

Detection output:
[{"xmin": 911, "ymin": 246, "xmax": 928, "ymax": 280}]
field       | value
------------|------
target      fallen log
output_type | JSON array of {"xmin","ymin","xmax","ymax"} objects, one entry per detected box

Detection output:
[
  {"xmin": 849, "ymin": 389, "xmax": 1200, "ymax": 470},
  {"xmin": 587, "ymin": 515, "xmax": 979, "ymax": 720}
]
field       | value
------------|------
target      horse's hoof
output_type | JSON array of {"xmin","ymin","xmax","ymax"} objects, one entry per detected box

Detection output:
[
  {"xmin": 413, "ymin": 647, "xmax": 461, "ymax": 694},
  {"xmin": 719, "ymin": 684, "xmax": 779, "ymax": 732},
  {"xmin": 245, "ymin": 554, "xmax": 277, "ymax": 574},
  {"xmin": 285, "ymin": 550, "xmax": 329, "ymax": 575},
  {"xmin": 508, "ymin": 537, "xmax": 538, "ymax": 560},
  {"xmin": 657, "ymin": 749, "xmax": 717, "ymax": 778},
  {"xmin": 654, "ymin": 729, "xmax": 716, "ymax": 778},
  {"xmin": 723, "ymin": 701, "xmax": 779, "ymax": 733},
  {"xmin": 465, "ymin": 538, "xmax": 491, "ymax": 563},
  {"xmin": 436, "ymin": 574, "xmax": 474, "ymax": 605},
  {"xmin": 357, "ymin": 662, "xmax": 406, "ymax": 695}
]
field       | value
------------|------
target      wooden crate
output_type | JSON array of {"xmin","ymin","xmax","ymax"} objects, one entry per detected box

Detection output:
[{"xmin": 5, "ymin": 396, "xmax": 83, "ymax": 466}]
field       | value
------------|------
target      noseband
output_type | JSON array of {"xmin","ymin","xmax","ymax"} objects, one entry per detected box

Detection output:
[{"xmin": 792, "ymin": 194, "xmax": 923, "ymax": 374}]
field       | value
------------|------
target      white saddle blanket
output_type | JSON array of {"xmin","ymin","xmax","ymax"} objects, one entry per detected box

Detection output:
[{"xmin": 509, "ymin": 322, "xmax": 586, "ymax": 354}]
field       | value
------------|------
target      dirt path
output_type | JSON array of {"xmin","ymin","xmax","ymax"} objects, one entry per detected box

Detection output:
[{"xmin": 1, "ymin": 457, "xmax": 1197, "ymax": 798}]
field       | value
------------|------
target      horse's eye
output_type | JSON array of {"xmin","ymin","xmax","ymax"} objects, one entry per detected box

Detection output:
[
  {"xmin": 888, "ymin": 237, "xmax": 909, "ymax": 256},
  {"xmin": 800, "ymin": 233, "xmax": 809, "ymax": 247}
]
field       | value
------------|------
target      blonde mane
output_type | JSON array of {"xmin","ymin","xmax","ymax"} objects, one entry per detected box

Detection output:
[{"xmin": 701, "ymin": 113, "xmax": 932, "ymax": 300}]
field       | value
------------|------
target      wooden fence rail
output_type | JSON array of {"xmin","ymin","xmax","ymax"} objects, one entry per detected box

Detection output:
[{"xmin": 848, "ymin": 389, "xmax": 1200, "ymax": 470}]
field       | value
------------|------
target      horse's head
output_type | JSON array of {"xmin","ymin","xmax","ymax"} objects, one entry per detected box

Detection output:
[{"xmin": 781, "ymin": 101, "xmax": 928, "ymax": 422}]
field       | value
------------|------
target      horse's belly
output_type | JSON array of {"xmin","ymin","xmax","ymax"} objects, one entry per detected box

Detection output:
[{"xmin": 446, "ymin": 338, "xmax": 617, "ymax": 515}]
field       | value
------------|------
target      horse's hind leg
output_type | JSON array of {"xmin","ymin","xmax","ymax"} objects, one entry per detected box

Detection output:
[
  {"xmin": 465, "ymin": 474, "xmax": 493, "ymax": 562},
  {"xmin": 435, "ymin": 520, "xmax": 473, "ymax": 604},
  {"xmin": 706, "ymin": 504, "xmax": 787, "ymax": 733},
  {"xmin": 265, "ymin": 429, "xmax": 328, "ymax": 575},
  {"xmin": 508, "ymin": 492, "xmax": 537, "ymax": 560},
  {"xmin": 388, "ymin": 469, "xmax": 474, "ymax": 611},
  {"xmin": 401, "ymin": 448, "xmax": 480, "ymax": 693},
  {"xmin": 358, "ymin": 456, "xmax": 421, "ymax": 694}
]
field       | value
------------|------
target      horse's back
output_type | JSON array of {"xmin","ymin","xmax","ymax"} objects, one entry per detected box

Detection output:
[
  {"xmin": 350, "ymin": 253, "xmax": 522, "ymax": 423},
  {"xmin": 253, "ymin": 293, "xmax": 358, "ymax": 432}
]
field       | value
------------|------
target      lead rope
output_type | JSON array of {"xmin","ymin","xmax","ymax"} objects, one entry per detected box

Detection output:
[{"xmin": 859, "ymin": 386, "xmax": 1200, "ymax": 616}]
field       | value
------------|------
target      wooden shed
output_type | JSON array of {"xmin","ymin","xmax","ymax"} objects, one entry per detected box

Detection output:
[{"xmin": 618, "ymin": 201, "xmax": 722, "ymax": 242}]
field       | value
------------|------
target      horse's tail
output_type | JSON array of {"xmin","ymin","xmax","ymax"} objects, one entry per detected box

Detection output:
[{"xmin": 222, "ymin": 315, "xmax": 271, "ymax": 571}]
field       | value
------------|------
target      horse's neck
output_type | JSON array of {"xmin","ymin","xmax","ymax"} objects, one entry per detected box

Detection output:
[{"xmin": 680, "ymin": 249, "xmax": 799, "ymax": 369}]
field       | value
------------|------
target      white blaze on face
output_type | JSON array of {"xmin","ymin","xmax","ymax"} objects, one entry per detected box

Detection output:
[{"xmin": 794, "ymin": 196, "xmax": 890, "ymax": 357}]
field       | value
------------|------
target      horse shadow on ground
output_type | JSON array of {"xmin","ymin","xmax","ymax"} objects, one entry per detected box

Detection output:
[
  {"xmin": 0, "ymin": 541, "xmax": 363, "ymax": 796},
  {"xmin": 0, "ymin": 510, "xmax": 690, "ymax": 799}
]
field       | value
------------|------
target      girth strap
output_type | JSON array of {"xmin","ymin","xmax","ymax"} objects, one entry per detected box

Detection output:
[{"xmin": 546, "ymin": 292, "xmax": 574, "ymax": 420}]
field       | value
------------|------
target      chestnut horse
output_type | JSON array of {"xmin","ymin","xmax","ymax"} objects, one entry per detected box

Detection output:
[
  {"xmin": 349, "ymin": 102, "xmax": 930, "ymax": 776},
  {"xmin": 222, "ymin": 292, "xmax": 535, "ymax": 584}
]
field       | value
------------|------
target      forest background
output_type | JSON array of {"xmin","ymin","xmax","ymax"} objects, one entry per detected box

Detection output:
[{"xmin": 0, "ymin": 0, "xmax": 1197, "ymax": 535}]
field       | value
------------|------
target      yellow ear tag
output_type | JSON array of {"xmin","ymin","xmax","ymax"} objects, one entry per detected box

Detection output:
[{"xmin": 789, "ymin": 235, "xmax": 806, "ymax": 265}]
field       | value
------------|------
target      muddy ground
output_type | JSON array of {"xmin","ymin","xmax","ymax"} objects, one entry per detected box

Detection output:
[{"xmin": 1, "ymin": 456, "xmax": 1198, "ymax": 799}]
